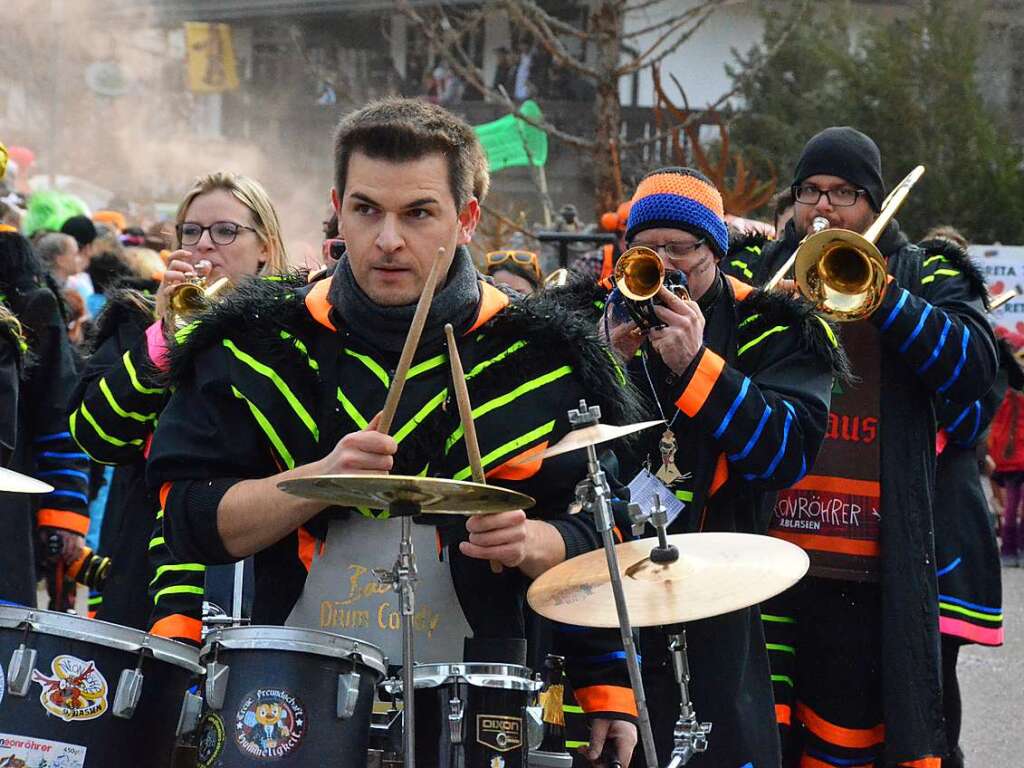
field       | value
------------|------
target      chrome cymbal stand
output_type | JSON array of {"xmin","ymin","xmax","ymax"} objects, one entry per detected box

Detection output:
[
  {"xmin": 568, "ymin": 400, "xmax": 658, "ymax": 768},
  {"xmin": 377, "ymin": 502, "xmax": 419, "ymax": 768},
  {"xmin": 629, "ymin": 497, "xmax": 712, "ymax": 767}
]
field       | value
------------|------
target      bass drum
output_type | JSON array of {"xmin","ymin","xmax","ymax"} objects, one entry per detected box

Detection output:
[
  {"xmin": 413, "ymin": 663, "xmax": 541, "ymax": 768},
  {"xmin": 0, "ymin": 605, "xmax": 202, "ymax": 768},
  {"xmin": 197, "ymin": 626, "xmax": 385, "ymax": 767}
]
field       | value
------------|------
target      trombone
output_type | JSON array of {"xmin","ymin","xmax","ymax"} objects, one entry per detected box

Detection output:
[{"xmin": 766, "ymin": 165, "xmax": 926, "ymax": 321}]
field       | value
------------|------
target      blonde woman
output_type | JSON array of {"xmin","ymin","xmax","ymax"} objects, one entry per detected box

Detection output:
[{"xmin": 67, "ymin": 172, "xmax": 291, "ymax": 644}]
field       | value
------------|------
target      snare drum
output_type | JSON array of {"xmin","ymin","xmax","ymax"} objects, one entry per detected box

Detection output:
[
  {"xmin": 198, "ymin": 626, "xmax": 385, "ymax": 767},
  {"xmin": 412, "ymin": 663, "xmax": 541, "ymax": 768},
  {"xmin": 0, "ymin": 605, "xmax": 202, "ymax": 768}
]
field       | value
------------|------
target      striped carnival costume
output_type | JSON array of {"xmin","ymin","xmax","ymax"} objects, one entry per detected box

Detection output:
[
  {"xmin": 607, "ymin": 168, "xmax": 843, "ymax": 767},
  {"xmin": 747, "ymin": 129, "xmax": 998, "ymax": 768}
]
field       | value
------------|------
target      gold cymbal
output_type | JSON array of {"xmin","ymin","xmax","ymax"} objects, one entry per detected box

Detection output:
[
  {"xmin": 278, "ymin": 474, "xmax": 535, "ymax": 514},
  {"xmin": 527, "ymin": 532, "xmax": 809, "ymax": 628},
  {"xmin": 540, "ymin": 419, "xmax": 664, "ymax": 459},
  {"xmin": 0, "ymin": 467, "xmax": 54, "ymax": 494}
]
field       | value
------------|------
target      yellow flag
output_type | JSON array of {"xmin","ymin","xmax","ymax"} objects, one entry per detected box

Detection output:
[
  {"xmin": 0, "ymin": 142, "xmax": 7, "ymax": 181},
  {"xmin": 185, "ymin": 22, "xmax": 240, "ymax": 93}
]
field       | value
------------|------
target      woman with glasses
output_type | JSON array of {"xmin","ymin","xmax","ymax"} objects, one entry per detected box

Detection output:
[
  {"xmin": 484, "ymin": 248, "xmax": 543, "ymax": 294},
  {"xmin": 67, "ymin": 172, "xmax": 291, "ymax": 643}
]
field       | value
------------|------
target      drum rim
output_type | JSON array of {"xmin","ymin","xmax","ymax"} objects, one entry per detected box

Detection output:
[
  {"xmin": 0, "ymin": 605, "xmax": 203, "ymax": 673},
  {"xmin": 200, "ymin": 625, "xmax": 387, "ymax": 677},
  {"xmin": 412, "ymin": 662, "xmax": 541, "ymax": 691}
]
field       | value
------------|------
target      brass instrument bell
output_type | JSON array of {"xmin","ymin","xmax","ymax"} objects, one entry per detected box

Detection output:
[
  {"xmin": 165, "ymin": 274, "xmax": 231, "ymax": 329},
  {"xmin": 611, "ymin": 245, "xmax": 689, "ymax": 329}
]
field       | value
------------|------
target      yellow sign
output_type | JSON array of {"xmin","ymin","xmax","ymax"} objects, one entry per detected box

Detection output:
[{"xmin": 185, "ymin": 22, "xmax": 239, "ymax": 93}]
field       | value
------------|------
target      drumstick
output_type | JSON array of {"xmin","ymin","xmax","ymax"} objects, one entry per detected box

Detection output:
[
  {"xmin": 445, "ymin": 323, "xmax": 503, "ymax": 575},
  {"xmin": 377, "ymin": 247, "xmax": 450, "ymax": 436}
]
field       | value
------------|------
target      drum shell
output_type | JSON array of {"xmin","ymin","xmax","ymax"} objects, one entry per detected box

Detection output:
[
  {"xmin": 414, "ymin": 665, "xmax": 536, "ymax": 768},
  {"xmin": 199, "ymin": 628, "xmax": 384, "ymax": 768},
  {"xmin": 0, "ymin": 608, "xmax": 200, "ymax": 768}
]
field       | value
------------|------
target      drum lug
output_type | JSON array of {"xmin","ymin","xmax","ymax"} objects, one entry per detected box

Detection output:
[
  {"xmin": 526, "ymin": 705, "xmax": 544, "ymax": 751},
  {"xmin": 177, "ymin": 691, "xmax": 205, "ymax": 737},
  {"xmin": 447, "ymin": 695, "xmax": 464, "ymax": 745},
  {"xmin": 6, "ymin": 645, "xmax": 37, "ymax": 697},
  {"xmin": 336, "ymin": 671, "xmax": 361, "ymax": 719},
  {"xmin": 113, "ymin": 668, "xmax": 145, "ymax": 719},
  {"xmin": 205, "ymin": 661, "xmax": 230, "ymax": 711}
]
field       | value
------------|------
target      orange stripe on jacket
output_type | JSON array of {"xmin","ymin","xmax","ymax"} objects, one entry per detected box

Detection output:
[
  {"xmin": 37, "ymin": 508, "xmax": 89, "ymax": 536},
  {"xmin": 573, "ymin": 685, "xmax": 639, "ymax": 718},
  {"xmin": 467, "ymin": 281, "xmax": 510, "ymax": 333},
  {"xmin": 776, "ymin": 703, "xmax": 792, "ymax": 726},
  {"xmin": 150, "ymin": 614, "xmax": 203, "ymax": 644},
  {"xmin": 159, "ymin": 482, "xmax": 172, "ymax": 511},
  {"xmin": 800, "ymin": 757, "xmax": 873, "ymax": 768},
  {"xmin": 65, "ymin": 547, "xmax": 93, "ymax": 580},
  {"xmin": 897, "ymin": 758, "xmax": 940, "ymax": 768},
  {"xmin": 487, "ymin": 441, "xmax": 548, "ymax": 481},
  {"xmin": 789, "ymin": 474, "xmax": 880, "ymax": 498},
  {"xmin": 726, "ymin": 274, "xmax": 754, "ymax": 301},
  {"xmin": 795, "ymin": 701, "xmax": 885, "ymax": 749},
  {"xmin": 709, "ymin": 453, "xmax": 729, "ymax": 497},
  {"xmin": 305, "ymin": 278, "xmax": 335, "ymax": 331},
  {"xmin": 772, "ymin": 531, "xmax": 881, "ymax": 558},
  {"xmin": 297, "ymin": 527, "xmax": 322, "ymax": 572},
  {"xmin": 676, "ymin": 349, "xmax": 725, "ymax": 417}
]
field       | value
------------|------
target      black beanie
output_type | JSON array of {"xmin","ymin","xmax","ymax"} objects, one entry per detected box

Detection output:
[
  {"xmin": 60, "ymin": 215, "xmax": 98, "ymax": 248},
  {"xmin": 792, "ymin": 127, "xmax": 885, "ymax": 211}
]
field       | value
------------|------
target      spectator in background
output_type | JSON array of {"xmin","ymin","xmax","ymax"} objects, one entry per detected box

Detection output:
[
  {"xmin": 492, "ymin": 46, "xmax": 516, "ymax": 96},
  {"xmin": 93, "ymin": 210, "xmax": 127, "ymax": 234},
  {"xmin": 772, "ymin": 187, "xmax": 795, "ymax": 234},
  {"xmin": 60, "ymin": 215, "xmax": 99, "ymax": 307},
  {"xmin": 989, "ymin": 334, "xmax": 1024, "ymax": 568},
  {"xmin": 484, "ymin": 248, "xmax": 542, "ymax": 295},
  {"xmin": 62, "ymin": 288, "xmax": 88, "ymax": 348},
  {"xmin": 514, "ymin": 39, "xmax": 537, "ymax": 100},
  {"xmin": 34, "ymin": 232, "xmax": 80, "ymax": 288}
]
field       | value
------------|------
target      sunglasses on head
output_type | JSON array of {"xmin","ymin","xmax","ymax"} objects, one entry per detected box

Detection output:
[{"xmin": 484, "ymin": 250, "xmax": 542, "ymax": 280}]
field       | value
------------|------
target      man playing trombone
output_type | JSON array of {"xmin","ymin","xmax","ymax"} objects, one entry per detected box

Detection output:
[{"xmin": 748, "ymin": 127, "xmax": 997, "ymax": 767}]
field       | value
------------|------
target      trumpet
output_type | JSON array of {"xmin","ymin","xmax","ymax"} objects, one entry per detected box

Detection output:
[
  {"xmin": 610, "ymin": 245, "xmax": 689, "ymax": 329},
  {"xmin": 165, "ymin": 273, "xmax": 231, "ymax": 329},
  {"xmin": 767, "ymin": 165, "xmax": 926, "ymax": 322}
]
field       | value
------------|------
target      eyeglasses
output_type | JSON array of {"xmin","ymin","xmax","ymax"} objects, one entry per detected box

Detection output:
[
  {"xmin": 485, "ymin": 249, "xmax": 542, "ymax": 281},
  {"xmin": 631, "ymin": 239, "xmax": 706, "ymax": 261},
  {"xmin": 792, "ymin": 184, "xmax": 866, "ymax": 208},
  {"xmin": 177, "ymin": 221, "xmax": 257, "ymax": 246}
]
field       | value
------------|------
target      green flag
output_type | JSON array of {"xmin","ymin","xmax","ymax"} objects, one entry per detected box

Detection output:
[{"xmin": 474, "ymin": 100, "xmax": 548, "ymax": 172}]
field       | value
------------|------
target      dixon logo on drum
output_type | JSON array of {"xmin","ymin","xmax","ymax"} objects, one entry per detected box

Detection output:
[
  {"xmin": 476, "ymin": 715, "xmax": 523, "ymax": 752},
  {"xmin": 234, "ymin": 688, "xmax": 306, "ymax": 760},
  {"xmin": 31, "ymin": 655, "xmax": 108, "ymax": 722}
]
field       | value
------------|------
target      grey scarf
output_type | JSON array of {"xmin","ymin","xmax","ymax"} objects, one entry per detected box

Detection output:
[{"xmin": 327, "ymin": 246, "xmax": 482, "ymax": 354}]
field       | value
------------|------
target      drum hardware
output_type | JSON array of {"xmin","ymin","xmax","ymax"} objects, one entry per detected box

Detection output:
[
  {"xmin": 664, "ymin": 628, "xmax": 711, "ymax": 768},
  {"xmin": 561, "ymin": 399, "xmax": 659, "ymax": 768},
  {"xmin": 111, "ymin": 645, "xmax": 148, "ymax": 719},
  {"xmin": 6, "ymin": 615, "xmax": 38, "ymax": 696},
  {"xmin": 538, "ymin": 418, "xmax": 663, "ymax": 460},
  {"xmin": 203, "ymin": 655, "xmax": 230, "ymax": 711},
  {"xmin": 175, "ymin": 689, "xmax": 205, "ymax": 737},
  {"xmin": 338, "ymin": 670, "xmax": 364, "ymax": 719},
  {"xmin": 447, "ymin": 694, "xmax": 464, "ymax": 743}
]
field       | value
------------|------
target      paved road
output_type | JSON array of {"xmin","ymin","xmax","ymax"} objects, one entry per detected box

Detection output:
[{"xmin": 959, "ymin": 564, "xmax": 1022, "ymax": 766}]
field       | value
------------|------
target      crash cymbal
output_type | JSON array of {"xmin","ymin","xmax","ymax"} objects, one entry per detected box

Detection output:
[
  {"xmin": 540, "ymin": 419, "xmax": 663, "ymax": 459},
  {"xmin": 0, "ymin": 467, "xmax": 54, "ymax": 494},
  {"xmin": 527, "ymin": 532, "xmax": 809, "ymax": 627},
  {"xmin": 278, "ymin": 474, "xmax": 534, "ymax": 514}
]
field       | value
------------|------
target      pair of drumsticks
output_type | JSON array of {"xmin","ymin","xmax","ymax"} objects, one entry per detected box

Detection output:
[{"xmin": 375, "ymin": 247, "xmax": 502, "ymax": 573}]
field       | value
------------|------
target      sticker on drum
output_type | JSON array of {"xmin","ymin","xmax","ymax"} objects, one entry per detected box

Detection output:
[
  {"xmin": 476, "ymin": 714, "xmax": 523, "ymax": 752},
  {"xmin": 489, "ymin": 757, "xmax": 506, "ymax": 768},
  {"xmin": 30, "ymin": 655, "xmax": 108, "ymax": 722},
  {"xmin": 0, "ymin": 732, "xmax": 87, "ymax": 767},
  {"xmin": 197, "ymin": 712, "xmax": 226, "ymax": 768},
  {"xmin": 234, "ymin": 688, "xmax": 306, "ymax": 760}
]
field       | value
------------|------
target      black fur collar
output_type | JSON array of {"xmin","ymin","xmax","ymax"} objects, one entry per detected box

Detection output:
[{"xmin": 916, "ymin": 238, "xmax": 989, "ymax": 307}]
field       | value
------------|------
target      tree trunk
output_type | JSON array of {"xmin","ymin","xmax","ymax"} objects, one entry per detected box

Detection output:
[{"xmin": 591, "ymin": 1, "xmax": 625, "ymax": 217}]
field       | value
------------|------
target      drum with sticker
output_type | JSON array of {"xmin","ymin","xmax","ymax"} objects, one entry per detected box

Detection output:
[
  {"xmin": 199, "ymin": 626, "xmax": 385, "ymax": 767},
  {"xmin": 410, "ymin": 663, "xmax": 542, "ymax": 768},
  {"xmin": 0, "ymin": 605, "xmax": 203, "ymax": 768}
]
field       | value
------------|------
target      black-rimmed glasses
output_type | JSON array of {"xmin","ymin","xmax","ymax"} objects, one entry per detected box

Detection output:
[
  {"xmin": 177, "ymin": 221, "xmax": 257, "ymax": 246},
  {"xmin": 792, "ymin": 184, "xmax": 866, "ymax": 208}
]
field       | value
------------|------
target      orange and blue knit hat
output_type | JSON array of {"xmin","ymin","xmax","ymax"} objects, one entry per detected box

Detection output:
[{"xmin": 625, "ymin": 167, "xmax": 728, "ymax": 258}]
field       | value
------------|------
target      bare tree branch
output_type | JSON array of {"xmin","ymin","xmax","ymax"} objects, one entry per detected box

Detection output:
[
  {"xmin": 500, "ymin": 1, "xmax": 600, "ymax": 80},
  {"xmin": 621, "ymin": 4, "xmax": 705, "ymax": 40},
  {"xmin": 616, "ymin": 1, "xmax": 724, "ymax": 76},
  {"xmin": 499, "ymin": 0, "xmax": 589, "ymax": 41},
  {"xmin": 624, "ymin": 0, "xmax": 674, "ymax": 13}
]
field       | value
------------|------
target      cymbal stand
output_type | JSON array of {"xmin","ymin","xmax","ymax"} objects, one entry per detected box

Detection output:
[
  {"xmin": 376, "ymin": 501, "xmax": 419, "ymax": 768},
  {"xmin": 568, "ymin": 400, "xmax": 658, "ymax": 768},
  {"xmin": 629, "ymin": 499, "xmax": 712, "ymax": 767}
]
